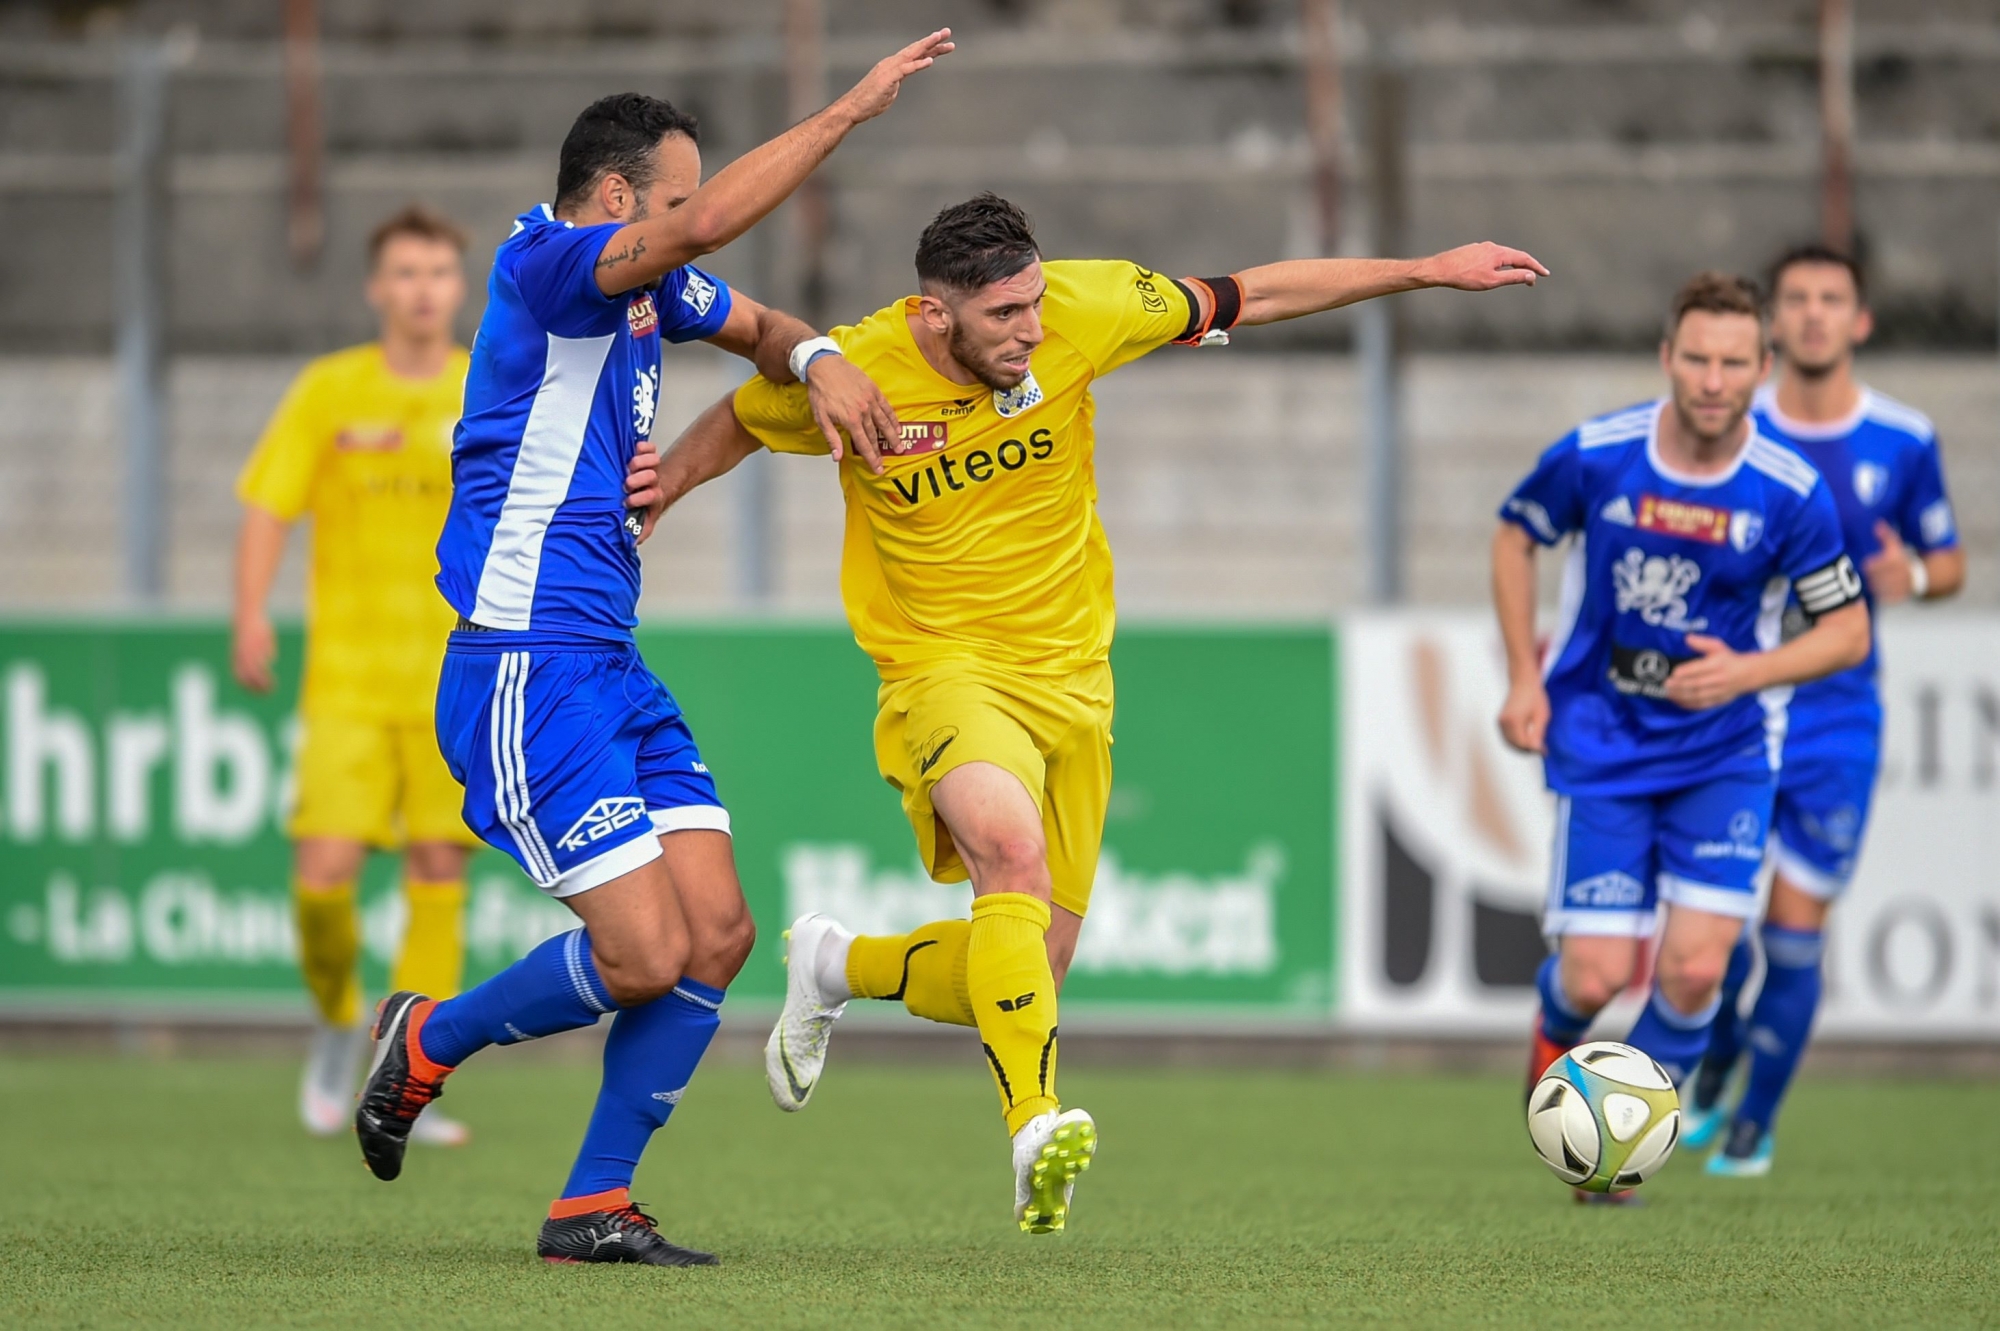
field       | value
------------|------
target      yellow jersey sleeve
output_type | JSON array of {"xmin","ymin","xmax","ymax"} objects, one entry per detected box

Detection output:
[
  {"xmin": 1042, "ymin": 259, "xmax": 1192, "ymax": 377},
  {"xmin": 236, "ymin": 362, "xmax": 333, "ymax": 520},
  {"xmin": 733, "ymin": 375, "xmax": 831, "ymax": 457}
]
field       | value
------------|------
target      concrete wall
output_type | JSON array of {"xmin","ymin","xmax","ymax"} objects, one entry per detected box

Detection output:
[{"xmin": 2, "ymin": 350, "xmax": 1991, "ymax": 618}]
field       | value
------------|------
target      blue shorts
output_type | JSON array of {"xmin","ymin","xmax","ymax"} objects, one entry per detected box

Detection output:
[
  {"xmin": 1543, "ymin": 773, "xmax": 1776, "ymax": 938},
  {"xmin": 1771, "ymin": 755, "xmax": 1877, "ymax": 900},
  {"xmin": 435, "ymin": 635, "xmax": 729, "ymax": 898}
]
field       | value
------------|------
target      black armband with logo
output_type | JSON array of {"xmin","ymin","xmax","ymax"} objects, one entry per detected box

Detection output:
[
  {"xmin": 1170, "ymin": 275, "xmax": 1244, "ymax": 345},
  {"xmin": 1794, "ymin": 553, "xmax": 1865, "ymax": 617}
]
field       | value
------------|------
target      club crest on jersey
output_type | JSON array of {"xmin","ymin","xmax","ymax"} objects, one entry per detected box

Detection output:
[
  {"xmin": 1728, "ymin": 509, "xmax": 1764, "ymax": 553},
  {"xmin": 1612, "ymin": 547, "xmax": 1707, "ymax": 631},
  {"xmin": 898, "ymin": 422, "xmax": 949, "ymax": 455},
  {"xmin": 993, "ymin": 370, "xmax": 1044, "ymax": 419},
  {"xmin": 1637, "ymin": 494, "xmax": 1728, "ymax": 545},
  {"xmin": 1852, "ymin": 461, "xmax": 1889, "ymax": 507},
  {"xmin": 626, "ymin": 293, "xmax": 659, "ymax": 338},
  {"xmin": 556, "ymin": 796, "xmax": 648, "ymax": 853}
]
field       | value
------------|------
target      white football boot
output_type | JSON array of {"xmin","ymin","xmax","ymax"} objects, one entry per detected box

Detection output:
[
  {"xmin": 764, "ymin": 912, "xmax": 851, "ymax": 1112},
  {"xmin": 298, "ymin": 1022, "xmax": 368, "ymax": 1137},
  {"xmin": 1012, "ymin": 1107, "xmax": 1097, "ymax": 1234},
  {"xmin": 408, "ymin": 1104, "xmax": 471, "ymax": 1147}
]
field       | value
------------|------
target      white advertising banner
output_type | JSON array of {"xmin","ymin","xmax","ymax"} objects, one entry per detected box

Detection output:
[{"xmin": 1338, "ymin": 612, "xmax": 2000, "ymax": 1040}]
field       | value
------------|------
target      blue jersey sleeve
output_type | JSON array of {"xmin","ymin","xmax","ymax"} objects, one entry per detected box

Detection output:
[
  {"xmin": 510, "ymin": 222, "xmax": 625, "ymax": 337},
  {"xmin": 1897, "ymin": 439, "xmax": 1958, "ymax": 553},
  {"xmin": 1498, "ymin": 433, "xmax": 1587, "ymax": 546},
  {"xmin": 656, "ymin": 266, "xmax": 734, "ymax": 343},
  {"xmin": 1781, "ymin": 479, "xmax": 1865, "ymax": 618}
]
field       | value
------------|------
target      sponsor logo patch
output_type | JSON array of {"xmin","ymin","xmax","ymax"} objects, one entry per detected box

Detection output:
[
  {"xmin": 1637, "ymin": 494, "xmax": 1728, "ymax": 545},
  {"xmin": 898, "ymin": 422, "xmax": 949, "ymax": 455},
  {"xmin": 1565, "ymin": 871, "xmax": 1646, "ymax": 909},
  {"xmin": 626, "ymin": 292, "xmax": 659, "ymax": 338},
  {"xmin": 681, "ymin": 271, "xmax": 719, "ymax": 317},
  {"xmin": 1612, "ymin": 548, "xmax": 1707, "ymax": 630},
  {"xmin": 556, "ymin": 796, "xmax": 649, "ymax": 853},
  {"xmin": 335, "ymin": 425, "xmax": 405, "ymax": 452}
]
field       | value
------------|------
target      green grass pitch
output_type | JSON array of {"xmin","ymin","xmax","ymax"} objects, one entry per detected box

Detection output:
[{"xmin": 3, "ymin": 1049, "xmax": 1995, "ymax": 1328}]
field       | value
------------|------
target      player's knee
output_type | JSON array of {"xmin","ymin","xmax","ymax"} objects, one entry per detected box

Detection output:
[
  {"xmin": 1655, "ymin": 950, "xmax": 1728, "ymax": 1010},
  {"xmin": 697, "ymin": 908, "xmax": 756, "ymax": 985},
  {"xmin": 1560, "ymin": 962, "xmax": 1627, "ymax": 1014},
  {"xmin": 974, "ymin": 834, "xmax": 1050, "ymax": 892},
  {"xmin": 596, "ymin": 938, "xmax": 691, "ymax": 1007}
]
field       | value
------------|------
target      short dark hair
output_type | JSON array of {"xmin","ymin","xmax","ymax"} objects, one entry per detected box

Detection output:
[
  {"xmin": 1665, "ymin": 270, "xmax": 1764, "ymax": 341},
  {"xmin": 554, "ymin": 93, "xmax": 700, "ymax": 213},
  {"xmin": 367, "ymin": 203, "xmax": 469, "ymax": 267},
  {"xmin": 915, "ymin": 193, "xmax": 1040, "ymax": 294},
  {"xmin": 1767, "ymin": 242, "xmax": 1867, "ymax": 304}
]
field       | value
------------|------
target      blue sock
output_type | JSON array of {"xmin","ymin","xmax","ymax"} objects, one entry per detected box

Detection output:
[
  {"xmin": 561, "ymin": 978, "xmax": 725, "ymax": 1201},
  {"xmin": 1692, "ymin": 936, "xmax": 1756, "ymax": 1105},
  {"xmin": 1535, "ymin": 954, "xmax": 1594, "ymax": 1043},
  {"xmin": 419, "ymin": 928, "xmax": 615, "ymax": 1068},
  {"xmin": 1623, "ymin": 984, "xmax": 1723, "ymax": 1088},
  {"xmin": 1734, "ymin": 925, "xmax": 1824, "ymax": 1135}
]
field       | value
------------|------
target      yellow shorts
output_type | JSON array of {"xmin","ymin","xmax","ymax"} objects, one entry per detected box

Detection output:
[
  {"xmin": 874, "ymin": 659, "xmax": 1112, "ymax": 919},
  {"xmin": 288, "ymin": 714, "xmax": 480, "ymax": 849}
]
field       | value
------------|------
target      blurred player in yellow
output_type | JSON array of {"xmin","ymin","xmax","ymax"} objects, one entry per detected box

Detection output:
[
  {"xmin": 632, "ymin": 193, "xmax": 1546, "ymax": 1232},
  {"xmin": 231, "ymin": 205, "xmax": 482, "ymax": 1146}
]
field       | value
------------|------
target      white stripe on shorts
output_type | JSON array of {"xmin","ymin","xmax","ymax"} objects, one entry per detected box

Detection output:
[{"xmin": 489, "ymin": 651, "xmax": 558, "ymax": 885}]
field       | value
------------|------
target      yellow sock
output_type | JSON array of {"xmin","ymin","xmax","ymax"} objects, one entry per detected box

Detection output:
[
  {"xmin": 392, "ymin": 879, "xmax": 468, "ymax": 999},
  {"xmin": 847, "ymin": 919, "xmax": 974, "ymax": 1027},
  {"xmin": 966, "ymin": 893, "xmax": 1059, "ymax": 1134},
  {"xmin": 294, "ymin": 879, "xmax": 361, "ymax": 1027}
]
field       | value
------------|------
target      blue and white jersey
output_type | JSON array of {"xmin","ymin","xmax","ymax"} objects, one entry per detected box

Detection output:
[
  {"xmin": 1500, "ymin": 400, "xmax": 1860, "ymax": 798},
  {"xmin": 437, "ymin": 205, "xmax": 733, "ymax": 641},
  {"xmin": 1753, "ymin": 384, "xmax": 1957, "ymax": 763}
]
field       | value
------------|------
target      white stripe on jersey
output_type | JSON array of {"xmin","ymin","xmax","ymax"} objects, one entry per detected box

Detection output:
[
  {"xmin": 1578, "ymin": 403, "xmax": 1656, "ymax": 450},
  {"xmin": 1743, "ymin": 437, "xmax": 1819, "ymax": 496},
  {"xmin": 472, "ymin": 332, "xmax": 617, "ymax": 630},
  {"xmin": 1861, "ymin": 391, "xmax": 1936, "ymax": 443}
]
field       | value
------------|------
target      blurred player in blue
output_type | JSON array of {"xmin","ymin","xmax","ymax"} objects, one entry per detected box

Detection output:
[
  {"xmin": 1684, "ymin": 246, "xmax": 1964, "ymax": 1177},
  {"xmin": 349, "ymin": 30, "xmax": 955, "ymax": 1265},
  {"xmin": 1494, "ymin": 272, "xmax": 1871, "ymax": 1199}
]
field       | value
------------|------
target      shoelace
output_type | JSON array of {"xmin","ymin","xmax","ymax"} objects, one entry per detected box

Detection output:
[{"xmin": 608, "ymin": 1202, "xmax": 662, "ymax": 1235}]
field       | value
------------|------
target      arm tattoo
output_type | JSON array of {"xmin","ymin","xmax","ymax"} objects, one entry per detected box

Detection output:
[{"xmin": 594, "ymin": 235, "xmax": 648, "ymax": 271}]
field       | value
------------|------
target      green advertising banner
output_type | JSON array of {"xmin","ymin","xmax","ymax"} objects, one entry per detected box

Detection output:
[{"xmin": 0, "ymin": 622, "xmax": 1335, "ymax": 1021}]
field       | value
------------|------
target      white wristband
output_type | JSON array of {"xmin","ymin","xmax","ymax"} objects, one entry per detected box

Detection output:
[
  {"xmin": 788, "ymin": 336, "xmax": 842, "ymax": 382},
  {"xmin": 1907, "ymin": 552, "xmax": 1930, "ymax": 599}
]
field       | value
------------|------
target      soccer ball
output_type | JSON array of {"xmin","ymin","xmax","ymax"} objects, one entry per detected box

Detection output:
[{"xmin": 1526, "ymin": 1041, "xmax": 1681, "ymax": 1194}]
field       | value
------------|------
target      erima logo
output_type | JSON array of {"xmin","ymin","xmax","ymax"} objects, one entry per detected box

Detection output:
[
  {"xmin": 993, "ymin": 370, "xmax": 1044, "ymax": 419},
  {"xmin": 651, "ymin": 1087, "xmax": 686, "ymax": 1105},
  {"xmin": 941, "ymin": 397, "xmax": 977, "ymax": 419},
  {"xmin": 887, "ymin": 428, "xmax": 1055, "ymax": 508},
  {"xmin": 557, "ymin": 797, "xmax": 648, "ymax": 852},
  {"xmin": 681, "ymin": 271, "xmax": 718, "ymax": 316},
  {"xmin": 995, "ymin": 991, "xmax": 1036, "ymax": 1012}
]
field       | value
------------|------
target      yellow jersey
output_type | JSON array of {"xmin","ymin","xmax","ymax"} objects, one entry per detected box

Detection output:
[
  {"xmin": 236, "ymin": 343, "xmax": 468, "ymax": 721},
  {"xmin": 734, "ymin": 260, "xmax": 1191, "ymax": 680}
]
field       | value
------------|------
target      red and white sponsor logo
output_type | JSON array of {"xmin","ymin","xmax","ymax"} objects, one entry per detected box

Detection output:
[
  {"xmin": 627, "ymin": 293, "xmax": 659, "ymax": 338},
  {"xmin": 897, "ymin": 422, "xmax": 949, "ymax": 455},
  {"xmin": 1636, "ymin": 494, "xmax": 1728, "ymax": 545},
  {"xmin": 335, "ymin": 425, "xmax": 405, "ymax": 452}
]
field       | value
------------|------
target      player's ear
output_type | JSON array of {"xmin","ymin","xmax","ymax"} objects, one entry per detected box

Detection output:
[
  {"xmin": 1852, "ymin": 304, "xmax": 1874, "ymax": 347},
  {"xmin": 916, "ymin": 292, "xmax": 952, "ymax": 333}
]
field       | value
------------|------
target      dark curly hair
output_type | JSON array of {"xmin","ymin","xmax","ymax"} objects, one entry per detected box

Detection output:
[
  {"xmin": 554, "ymin": 93, "xmax": 700, "ymax": 213},
  {"xmin": 915, "ymin": 192, "xmax": 1041, "ymax": 294}
]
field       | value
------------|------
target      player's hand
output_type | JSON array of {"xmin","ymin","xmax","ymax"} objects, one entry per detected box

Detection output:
[
  {"xmin": 1497, "ymin": 677, "xmax": 1551, "ymax": 755},
  {"xmin": 1864, "ymin": 519, "xmax": 1916, "ymax": 604},
  {"xmin": 1419, "ymin": 242, "xmax": 1549, "ymax": 292},
  {"xmin": 1662, "ymin": 634, "xmax": 1764, "ymax": 710},
  {"xmin": 834, "ymin": 28, "xmax": 954, "ymax": 125},
  {"xmin": 231, "ymin": 613, "xmax": 277, "ymax": 694},
  {"xmin": 805, "ymin": 354, "xmax": 900, "ymax": 475},
  {"xmin": 625, "ymin": 442, "xmax": 666, "ymax": 544}
]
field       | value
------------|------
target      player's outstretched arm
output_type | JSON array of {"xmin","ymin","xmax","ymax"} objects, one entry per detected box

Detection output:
[
  {"xmin": 1663, "ymin": 602, "xmax": 1871, "ymax": 711},
  {"xmin": 705, "ymin": 294, "xmax": 898, "ymax": 473},
  {"xmin": 1491, "ymin": 520, "xmax": 1550, "ymax": 754},
  {"xmin": 1224, "ymin": 243, "xmax": 1549, "ymax": 328},
  {"xmin": 231, "ymin": 505, "xmax": 289, "ymax": 693},
  {"xmin": 593, "ymin": 29, "xmax": 954, "ymax": 295},
  {"xmin": 624, "ymin": 396, "xmax": 762, "ymax": 544}
]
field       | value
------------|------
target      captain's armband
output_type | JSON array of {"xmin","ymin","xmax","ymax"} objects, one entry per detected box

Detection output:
[
  {"xmin": 1171, "ymin": 276, "xmax": 1243, "ymax": 346},
  {"xmin": 1794, "ymin": 554, "xmax": 1865, "ymax": 617}
]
